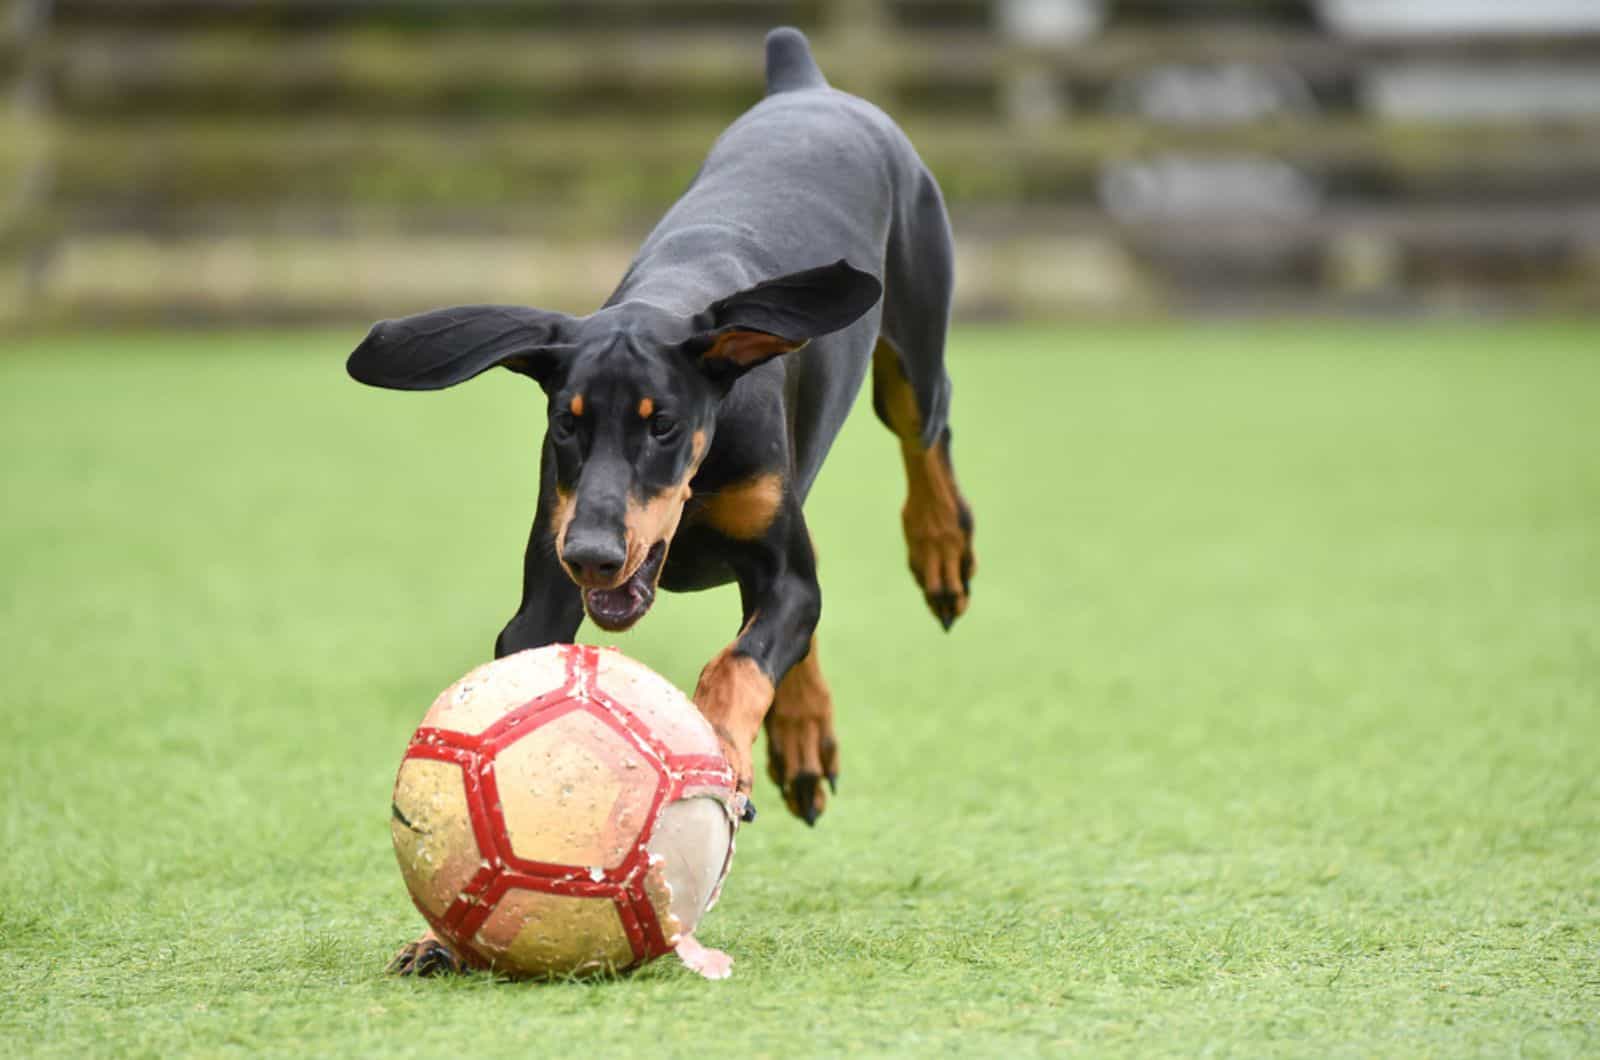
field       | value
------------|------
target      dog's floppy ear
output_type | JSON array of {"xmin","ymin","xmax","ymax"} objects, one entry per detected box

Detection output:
[
  {"xmin": 346, "ymin": 305, "xmax": 577, "ymax": 392},
  {"xmin": 684, "ymin": 260, "xmax": 883, "ymax": 388}
]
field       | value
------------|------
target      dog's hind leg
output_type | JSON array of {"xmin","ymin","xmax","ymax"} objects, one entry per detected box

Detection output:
[{"xmin": 874, "ymin": 168, "xmax": 975, "ymax": 629}]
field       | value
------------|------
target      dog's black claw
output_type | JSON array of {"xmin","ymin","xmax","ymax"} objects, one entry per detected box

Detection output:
[
  {"xmin": 741, "ymin": 799, "xmax": 757, "ymax": 823},
  {"xmin": 417, "ymin": 953, "xmax": 457, "ymax": 977},
  {"xmin": 790, "ymin": 773, "xmax": 820, "ymax": 825},
  {"xmin": 826, "ymin": 771, "xmax": 838, "ymax": 794},
  {"xmin": 928, "ymin": 591, "xmax": 959, "ymax": 630}
]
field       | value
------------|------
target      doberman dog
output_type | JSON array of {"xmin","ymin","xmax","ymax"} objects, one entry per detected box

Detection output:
[{"xmin": 349, "ymin": 28, "xmax": 975, "ymax": 975}]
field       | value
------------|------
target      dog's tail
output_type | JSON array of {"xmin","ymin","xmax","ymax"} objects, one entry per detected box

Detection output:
[{"xmin": 765, "ymin": 27, "xmax": 827, "ymax": 95}]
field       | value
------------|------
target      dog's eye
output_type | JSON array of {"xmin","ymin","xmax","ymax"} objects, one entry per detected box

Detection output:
[
  {"xmin": 550, "ymin": 411, "xmax": 577, "ymax": 439},
  {"xmin": 649, "ymin": 414, "xmax": 679, "ymax": 440}
]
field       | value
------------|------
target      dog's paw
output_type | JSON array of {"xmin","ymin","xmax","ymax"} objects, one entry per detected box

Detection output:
[
  {"xmin": 386, "ymin": 932, "xmax": 468, "ymax": 977},
  {"xmin": 904, "ymin": 486, "xmax": 975, "ymax": 631},
  {"xmin": 708, "ymin": 724, "xmax": 756, "ymax": 808},
  {"xmin": 765, "ymin": 684, "xmax": 838, "ymax": 827},
  {"xmin": 693, "ymin": 647, "xmax": 773, "ymax": 812}
]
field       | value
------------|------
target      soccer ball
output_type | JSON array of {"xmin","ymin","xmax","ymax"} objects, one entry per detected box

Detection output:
[{"xmin": 389, "ymin": 644, "xmax": 737, "ymax": 977}]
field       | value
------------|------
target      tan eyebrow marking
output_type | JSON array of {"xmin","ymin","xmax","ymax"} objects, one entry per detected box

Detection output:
[
  {"xmin": 569, "ymin": 394, "xmax": 585, "ymax": 417},
  {"xmin": 638, "ymin": 397, "xmax": 655, "ymax": 419}
]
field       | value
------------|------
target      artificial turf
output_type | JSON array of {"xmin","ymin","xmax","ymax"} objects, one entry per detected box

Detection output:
[{"xmin": 1, "ymin": 322, "xmax": 1596, "ymax": 1057}]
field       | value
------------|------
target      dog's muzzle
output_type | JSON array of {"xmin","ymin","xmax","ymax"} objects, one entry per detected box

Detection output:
[{"xmin": 582, "ymin": 541, "xmax": 667, "ymax": 631}]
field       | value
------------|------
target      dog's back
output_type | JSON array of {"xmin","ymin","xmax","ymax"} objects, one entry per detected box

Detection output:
[
  {"xmin": 611, "ymin": 29, "xmax": 955, "ymax": 494},
  {"xmin": 612, "ymin": 31, "xmax": 911, "ymax": 316}
]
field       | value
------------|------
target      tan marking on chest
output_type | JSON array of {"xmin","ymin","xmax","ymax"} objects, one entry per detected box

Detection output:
[{"xmin": 699, "ymin": 473, "xmax": 785, "ymax": 540}]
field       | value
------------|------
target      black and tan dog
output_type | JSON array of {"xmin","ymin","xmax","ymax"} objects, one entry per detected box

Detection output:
[{"xmin": 349, "ymin": 28, "xmax": 975, "ymax": 974}]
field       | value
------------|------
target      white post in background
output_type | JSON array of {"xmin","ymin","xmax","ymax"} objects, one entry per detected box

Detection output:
[{"xmin": 995, "ymin": 0, "xmax": 1104, "ymax": 128}]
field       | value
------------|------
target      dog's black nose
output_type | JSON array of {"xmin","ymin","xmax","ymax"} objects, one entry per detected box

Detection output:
[{"xmin": 562, "ymin": 533, "xmax": 626, "ymax": 585}]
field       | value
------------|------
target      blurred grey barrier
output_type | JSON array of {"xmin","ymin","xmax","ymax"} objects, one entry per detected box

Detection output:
[{"xmin": 4, "ymin": 0, "xmax": 1599, "ymax": 325}]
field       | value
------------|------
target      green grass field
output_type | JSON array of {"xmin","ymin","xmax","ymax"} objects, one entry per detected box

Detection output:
[{"xmin": 2, "ymin": 322, "xmax": 1596, "ymax": 1057}]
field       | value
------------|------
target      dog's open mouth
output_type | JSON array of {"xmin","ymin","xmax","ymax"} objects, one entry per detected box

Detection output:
[{"xmin": 582, "ymin": 540, "xmax": 667, "ymax": 632}]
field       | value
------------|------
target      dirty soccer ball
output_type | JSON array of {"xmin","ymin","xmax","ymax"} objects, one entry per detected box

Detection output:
[{"xmin": 390, "ymin": 644, "xmax": 737, "ymax": 977}]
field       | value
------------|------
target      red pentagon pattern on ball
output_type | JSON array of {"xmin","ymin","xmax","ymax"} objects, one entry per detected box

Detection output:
[{"xmin": 390, "ymin": 644, "xmax": 737, "ymax": 977}]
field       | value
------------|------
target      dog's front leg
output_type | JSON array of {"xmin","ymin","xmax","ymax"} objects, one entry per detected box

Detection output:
[
  {"xmin": 495, "ymin": 438, "xmax": 584, "ymax": 658},
  {"xmin": 693, "ymin": 512, "xmax": 820, "ymax": 817}
]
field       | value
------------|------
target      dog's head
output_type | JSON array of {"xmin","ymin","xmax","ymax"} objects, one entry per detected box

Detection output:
[{"xmin": 348, "ymin": 260, "xmax": 881, "ymax": 631}]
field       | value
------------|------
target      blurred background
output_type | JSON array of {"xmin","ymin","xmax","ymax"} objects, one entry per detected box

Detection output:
[{"xmin": 3, "ymin": 0, "xmax": 1599, "ymax": 327}]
